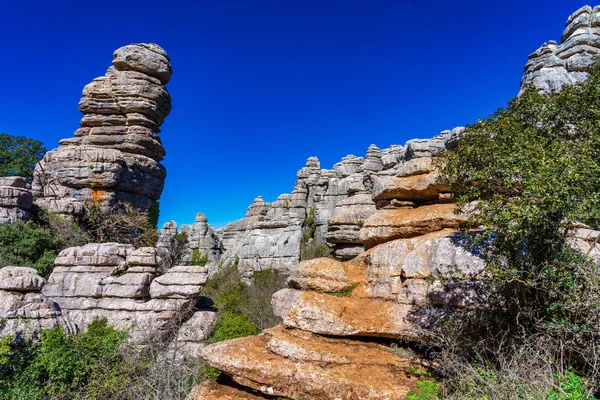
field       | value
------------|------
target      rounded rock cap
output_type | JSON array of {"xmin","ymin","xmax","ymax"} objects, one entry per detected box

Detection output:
[
  {"xmin": 113, "ymin": 43, "xmax": 172, "ymax": 84},
  {"xmin": 195, "ymin": 212, "xmax": 208, "ymax": 223}
]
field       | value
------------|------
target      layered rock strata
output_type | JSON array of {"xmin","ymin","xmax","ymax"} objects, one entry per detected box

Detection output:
[
  {"xmin": 193, "ymin": 162, "xmax": 490, "ymax": 399},
  {"xmin": 32, "ymin": 43, "xmax": 172, "ymax": 216},
  {"xmin": 157, "ymin": 213, "xmax": 223, "ymax": 274},
  {"xmin": 171, "ymin": 128, "xmax": 464, "ymax": 279},
  {"xmin": 0, "ymin": 177, "xmax": 33, "ymax": 223},
  {"xmin": 42, "ymin": 243, "xmax": 214, "ymax": 345},
  {"xmin": 520, "ymin": 5, "xmax": 600, "ymax": 94},
  {"xmin": 0, "ymin": 266, "xmax": 62, "ymax": 338}
]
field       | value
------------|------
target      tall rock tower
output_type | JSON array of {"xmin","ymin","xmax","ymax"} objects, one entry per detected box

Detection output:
[
  {"xmin": 32, "ymin": 43, "xmax": 172, "ymax": 216},
  {"xmin": 520, "ymin": 5, "xmax": 600, "ymax": 94}
]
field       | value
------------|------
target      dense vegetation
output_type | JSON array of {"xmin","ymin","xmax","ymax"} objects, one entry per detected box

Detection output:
[
  {"xmin": 436, "ymin": 62, "xmax": 600, "ymax": 398},
  {"xmin": 202, "ymin": 259, "xmax": 286, "ymax": 343},
  {"xmin": 0, "ymin": 133, "xmax": 46, "ymax": 182}
]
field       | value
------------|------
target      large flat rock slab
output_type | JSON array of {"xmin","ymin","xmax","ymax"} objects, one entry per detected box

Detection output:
[
  {"xmin": 200, "ymin": 326, "xmax": 418, "ymax": 400},
  {"xmin": 359, "ymin": 204, "xmax": 467, "ymax": 249},
  {"xmin": 282, "ymin": 291, "xmax": 418, "ymax": 339},
  {"xmin": 189, "ymin": 381, "xmax": 265, "ymax": 399}
]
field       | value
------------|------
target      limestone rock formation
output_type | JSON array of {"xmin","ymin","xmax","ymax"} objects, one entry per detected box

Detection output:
[
  {"xmin": 42, "ymin": 243, "xmax": 214, "ymax": 345},
  {"xmin": 157, "ymin": 213, "xmax": 223, "ymax": 274},
  {"xmin": 174, "ymin": 131, "xmax": 462, "ymax": 278},
  {"xmin": 32, "ymin": 43, "xmax": 172, "ymax": 216},
  {"xmin": 193, "ymin": 159, "xmax": 490, "ymax": 399},
  {"xmin": 0, "ymin": 266, "xmax": 62, "ymax": 338},
  {"xmin": 520, "ymin": 5, "xmax": 600, "ymax": 94},
  {"xmin": 0, "ymin": 176, "xmax": 33, "ymax": 223}
]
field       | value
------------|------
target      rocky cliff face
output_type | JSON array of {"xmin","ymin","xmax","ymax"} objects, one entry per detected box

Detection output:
[
  {"xmin": 0, "ymin": 176, "xmax": 33, "ymax": 223},
  {"xmin": 520, "ymin": 5, "xmax": 600, "ymax": 94},
  {"xmin": 32, "ymin": 43, "xmax": 172, "ymax": 216}
]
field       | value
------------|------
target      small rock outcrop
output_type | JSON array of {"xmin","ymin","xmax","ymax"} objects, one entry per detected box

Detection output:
[
  {"xmin": 42, "ymin": 243, "xmax": 214, "ymax": 347},
  {"xmin": 32, "ymin": 43, "xmax": 172, "ymax": 216},
  {"xmin": 0, "ymin": 266, "xmax": 62, "ymax": 338},
  {"xmin": 0, "ymin": 177, "xmax": 33, "ymax": 223},
  {"xmin": 157, "ymin": 213, "xmax": 223, "ymax": 274},
  {"xmin": 520, "ymin": 5, "xmax": 600, "ymax": 94}
]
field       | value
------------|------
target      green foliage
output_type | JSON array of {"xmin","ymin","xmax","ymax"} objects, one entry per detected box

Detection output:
[
  {"xmin": 191, "ymin": 248, "xmax": 209, "ymax": 267},
  {"xmin": 437, "ymin": 61, "xmax": 600, "ymax": 393},
  {"xmin": 330, "ymin": 283, "xmax": 359, "ymax": 297},
  {"xmin": 0, "ymin": 318, "xmax": 129, "ymax": 400},
  {"xmin": 203, "ymin": 262, "xmax": 285, "ymax": 342},
  {"xmin": 301, "ymin": 207, "xmax": 317, "ymax": 243},
  {"xmin": 549, "ymin": 371, "xmax": 596, "ymax": 400},
  {"xmin": 0, "ymin": 133, "xmax": 46, "ymax": 182},
  {"xmin": 0, "ymin": 221, "xmax": 61, "ymax": 277},
  {"xmin": 175, "ymin": 231, "xmax": 188, "ymax": 245},
  {"xmin": 209, "ymin": 311, "xmax": 260, "ymax": 343},
  {"xmin": 406, "ymin": 381, "xmax": 440, "ymax": 400},
  {"xmin": 147, "ymin": 200, "xmax": 160, "ymax": 229}
]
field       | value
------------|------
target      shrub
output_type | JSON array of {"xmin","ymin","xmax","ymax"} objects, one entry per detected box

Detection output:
[
  {"xmin": 406, "ymin": 380, "xmax": 440, "ymax": 400},
  {"xmin": 0, "ymin": 318, "xmax": 129, "ymax": 400},
  {"xmin": 209, "ymin": 311, "xmax": 260, "ymax": 343},
  {"xmin": 81, "ymin": 201, "xmax": 159, "ymax": 248},
  {"xmin": 0, "ymin": 221, "xmax": 61, "ymax": 277},
  {"xmin": 191, "ymin": 249, "xmax": 209, "ymax": 267},
  {"xmin": 147, "ymin": 200, "xmax": 160, "ymax": 229},
  {"xmin": 437, "ymin": 61, "xmax": 600, "ymax": 394},
  {"xmin": 203, "ymin": 262, "xmax": 285, "ymax": 342}
]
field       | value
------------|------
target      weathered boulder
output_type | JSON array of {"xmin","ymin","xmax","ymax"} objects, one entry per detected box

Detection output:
[
  {"xmin": 200, "ymin": 326, "xmax": 418, "ymax": 400},
  {"xmin": 0, "ymin": 266, "xmax": 46, "ymax": 291},
  {"xmin": 188, "ymin": 381, "xmax": 264, "ymax": 400},
  {"xmin": 32, "ymin": 43, "xmax": 172, "ymax": 217},
  {"xmin": 43, "ymin": 243, "xmax": 210, "ymax": 343},
  {"xmin": 0, "ymin": 266, "xmax": 62, "ymax": 338},
  {"xmin": 0, "ymin": 177, "xmax": 32, "ymax": 223},
  {"xmin": 359, "ymin": 204, "xmax": 468, "ymax": 249}
]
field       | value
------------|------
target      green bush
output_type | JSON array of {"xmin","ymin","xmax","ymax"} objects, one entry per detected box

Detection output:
[
  {"xmin": 203, "ymin": 261, "xmax": 285, "ymax": 342},
  {"xmin": 0, "ymin": 318, "xmax": 129, "ymax": 400},
  {"xmin": 209, "ymin": 311, "xmax": 260, "ymax": 343},
  {"xmin": 406, "ymin": 381, "xmax": 440, "ymax": 400},
  {"xmin": 0, "ymin": 221, "xmax": 61, "ymax": 277},
  {"xmin": 191, "ymin": 248, "xmax": 209, "ymax": 267},
  {"xmin": 549, "ymin": 371, "xmax": 596, "ymax": 400},
  {"xmin": 437, "ymin": 60, "xmax": 600, "ymax": 394}
]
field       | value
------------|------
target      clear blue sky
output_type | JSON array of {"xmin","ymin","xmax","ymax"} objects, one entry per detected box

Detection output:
[{"xmin": 1, "ymin": 0, "xmax": 588, "ymax": 228}]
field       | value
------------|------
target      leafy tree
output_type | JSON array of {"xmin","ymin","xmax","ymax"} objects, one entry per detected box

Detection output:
[
  {"xmin": 0, "ymin": 133, "xmax": 46, "ymax": 182},
  {"xmin": 438, "ymin": 61, "xmax": 600, "ymax": 391},
  {"xmin": 0, "ymin": 221, "xmax": 61, "ymax": 277}
]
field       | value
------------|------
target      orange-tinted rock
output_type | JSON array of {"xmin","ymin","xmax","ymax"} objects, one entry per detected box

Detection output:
[
  {"xmin": 286, "ymin": 257, "xmax": 365, "ymax": 293},
  {"xmin": 282, "ymin": 291, "xmax": 419, "ymax": 339},
  {"xmin": 359, "ymin": 204, "xmax": 467, "ymax": 249},
  {"xmin": 188, "ymin": 380, "xmax": 265, "ymax": 399},
  {"xmin": 199, "ymin": 326, "xmax": 418, "ymax": 400},
  {"xmin": 372, "ymin": 171, "xmax": 448, "ymax": 202}
]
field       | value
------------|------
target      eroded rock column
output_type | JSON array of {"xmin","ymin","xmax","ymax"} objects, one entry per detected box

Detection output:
[{"xmin": 32, "ymin": 43, "xmax": 172, "ymax": 216}]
